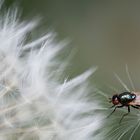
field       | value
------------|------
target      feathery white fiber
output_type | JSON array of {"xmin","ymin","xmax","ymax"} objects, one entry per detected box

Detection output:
[{"xmin": 0, "ymin": 1, "xmax": 104, "ymax": 140}]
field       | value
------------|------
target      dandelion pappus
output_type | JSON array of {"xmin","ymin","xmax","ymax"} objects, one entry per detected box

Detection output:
[{"xmin": 108, "ymin": 91, "xmax": 140, "ymax": 123}]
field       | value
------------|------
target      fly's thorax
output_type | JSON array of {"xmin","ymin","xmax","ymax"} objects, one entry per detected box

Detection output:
[{"xmin": 118, "ymin": 92, "xmax": 136, "ymax": 104}]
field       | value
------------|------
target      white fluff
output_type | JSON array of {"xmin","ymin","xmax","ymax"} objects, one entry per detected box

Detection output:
[{"xmin": 0, "ymin": 1, "xmax": 104, "ymax": 140}]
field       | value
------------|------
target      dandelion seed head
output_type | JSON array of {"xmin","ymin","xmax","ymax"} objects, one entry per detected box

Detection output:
[{"xmin": 0, "ymin": 1, "xmax": 104, "ymax": 140}]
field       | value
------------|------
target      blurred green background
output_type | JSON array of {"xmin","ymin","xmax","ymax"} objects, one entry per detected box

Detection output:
[{"xmin": 5, "ymin": 0, "xmax": 140, "ymax": 93}]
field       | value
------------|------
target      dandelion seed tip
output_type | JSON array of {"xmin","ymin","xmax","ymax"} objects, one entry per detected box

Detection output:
[{"xmin": 86, "ymin": 66, "xmax": 98, "ymax": 76}]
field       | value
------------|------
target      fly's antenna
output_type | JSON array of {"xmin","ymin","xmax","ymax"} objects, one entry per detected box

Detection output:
[
  {"xmin": 114, "ymin": 73, "xmax": 130, "ymax": 92},
  {"xmin": 125, "ymin": 64, "xmax": 135, "ymax": 91}
]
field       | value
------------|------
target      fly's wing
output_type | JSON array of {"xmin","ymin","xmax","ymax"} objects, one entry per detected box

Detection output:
[{"xmin": 129, "ymin": 92, "xmax": 140, "ymax": 106}]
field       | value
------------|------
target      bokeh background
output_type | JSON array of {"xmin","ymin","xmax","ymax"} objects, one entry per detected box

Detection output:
[{"xmin": 5, "ymin": 0, "xmax": 140, "ymax": 109}]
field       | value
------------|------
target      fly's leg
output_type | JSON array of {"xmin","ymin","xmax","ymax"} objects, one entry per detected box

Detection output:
[
  {"xmin": 107, "ymin": 105, "xmax": 124, "ymax": 118},
  {"xmin": 110, "ymin": 105, "xmax": 115, "ymax": 108},
  {"xmin": 131, "ymin": 105, "xmax": 140, "ymax": 109},
  {"xmin": 119, "ymin": 106, "xmax": 130, "ymax": 124}
]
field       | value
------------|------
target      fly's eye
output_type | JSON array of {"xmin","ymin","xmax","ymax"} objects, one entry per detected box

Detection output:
[
  {"xmin": 112, "ymin": 95, "xmax": 118, "ymax": 101},
  {"xmin": 112, "ymin": 95, "xmax": 119, "ymax": 105},
  {"xmin": 112, "ymin": 97, "xmax": 119, "ymax": 105}
]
